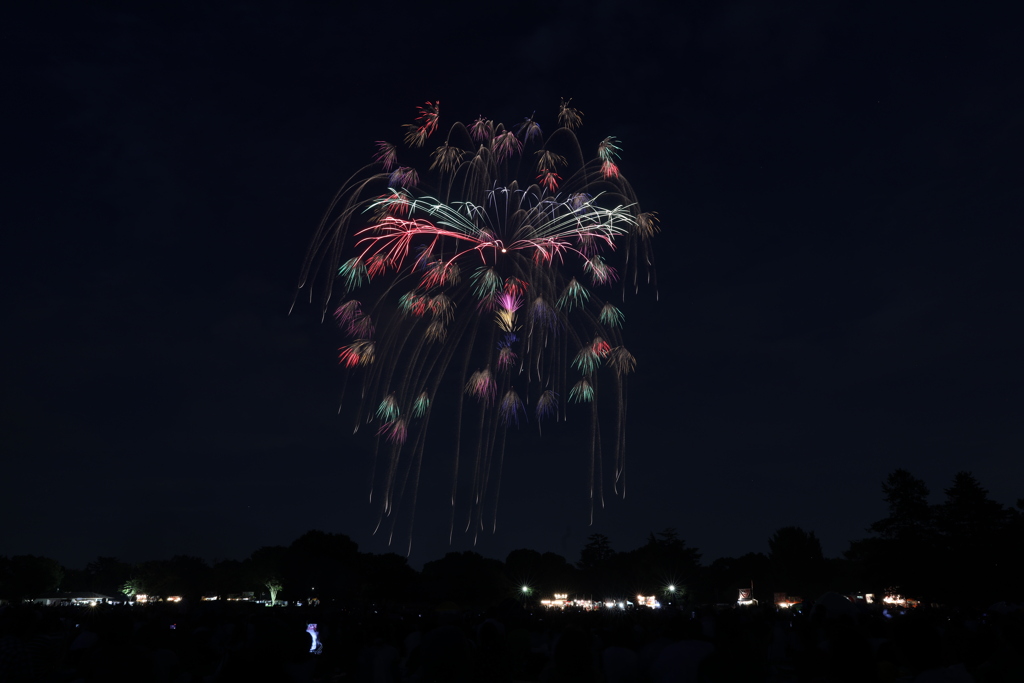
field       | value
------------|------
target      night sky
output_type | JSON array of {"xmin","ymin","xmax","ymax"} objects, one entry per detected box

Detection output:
[{"xmin": 4, "ymin": 2, "xmax": 1022, "ymax": 572}]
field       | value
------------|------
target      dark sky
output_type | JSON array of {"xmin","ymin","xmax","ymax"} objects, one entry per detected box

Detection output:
[{"xmin": 3, "ymin": 1, "xmax": 1022, "ymax": 572}]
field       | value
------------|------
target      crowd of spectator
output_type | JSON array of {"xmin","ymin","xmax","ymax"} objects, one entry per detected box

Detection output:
[{"xmin": 2, "ymin": 594, "xmax": 1023, "ymax": 682}]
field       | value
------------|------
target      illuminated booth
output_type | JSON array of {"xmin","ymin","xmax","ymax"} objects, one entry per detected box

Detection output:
[
  {"xmin": 737, "ymin": 588, "xmax": 757, "ymax": 606},
  {"xmin": 32, "ymin": 591, "xmax": 118, "ymax": 606},
  {"xmin": 774, "ymin": 592, "xmax": 802, "ymax": 609}
]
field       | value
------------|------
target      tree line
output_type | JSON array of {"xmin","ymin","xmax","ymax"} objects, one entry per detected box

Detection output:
[{"xmin": 2, "ymin": 469, "xmax": 1022, "ymax": 608}]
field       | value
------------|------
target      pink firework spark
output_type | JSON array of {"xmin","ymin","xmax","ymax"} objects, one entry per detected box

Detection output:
[
  {"xmin": 333, "ymin": 300, "xmax": 362, "ymax": 326},
  {"xmin": 377, "ymin": 418, "xmax": 408, "ymax": 444},
  {"xmin": 333, "ymin": 301, "xmax": 375, "ymax": 337},
  {"xmin": 465, "ymin": 368, "xmax": 497, "ymax": 405},
  {"xmin": 388, "ymin": 166, "xmax": 420, "ymax": 188},
  {"xmin": 373, "ymin": 141, "xmax": 399, "ymax": 171},
  {"xmin": 496, "ymin": 291, "xmax": 523, "ymax": 313},
  {"xmin": 469, "ymin": 116, "xmax": 494, "ymax": 142},
  {"xmin": 497, "ymin": 345, "xmax": 517, "ymax": 369},
  {"xmin": 492, "ymin": 131, "xmax": 522, "ymax": 161}
]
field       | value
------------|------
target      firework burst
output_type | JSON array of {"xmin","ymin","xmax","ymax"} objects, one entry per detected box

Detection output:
[{"xmin": 296, "ymin": 101, "xmax": 657, "ymax": 551}]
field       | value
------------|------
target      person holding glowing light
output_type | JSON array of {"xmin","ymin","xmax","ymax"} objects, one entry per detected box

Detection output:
[{"xmin": 306, "ymin": 623, "xmax": 322, "ymax": 654}]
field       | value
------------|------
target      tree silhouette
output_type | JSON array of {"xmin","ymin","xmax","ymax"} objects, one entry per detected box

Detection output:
[
  {"xmin": 285, "ymin": 530, "xmax": 360, "ymax": 601},
  {"xmin": 421, "ymin": 551, "xmax": 506, "ymax": 606},
  {"xmin": 935, "ymin": 472, "xmax": 1014, "ymax": 604},
  {"xmin": 505, "ymin": 548, "xmax": 577, "ymax": 598},
  {"xmin": 357, "ymin": 552, "xmax": 416, "ymax": 605},
  {"xmin": 577, "ymin": 533, "xmax": 617, "ymax": 595},
  {"xmin": 703, "ymin": 552, "xmax": 769, "ymax": 604},
  {"xmin": 0, "ymin": 555, "xmax": 65, "ymax": 600},
  {"xmin": 848, "ymin": 468, "xmax": 1023, "ymax": 603},
  {"xmin": 624, "ymin": 529, "xmax": 702, "ymax": 600},
  {"xmin": 869, "ymin": 469, "xmax": 939, "ymax": 595},
  {"xmin": 83, "ymin": 556, "xmax": 131, "ymax": 597},
  {"xmin": 768, "ymin": 526, "xmax": 824, "ymax": 597},
  {"xmin": 248, "ymin": 545, "xmax": 288, "ymax": 599},
  {"xmin": 210, "ymin": 559, "xmax": 246, "ymax": 597},
  {"xmin": 121, "ymin": 577, "xmax": 145, "ymax": 600},
  {"xmin": 160, "ymin": 556, "xmax": 211, "ymax": 601},
  {"xmin": 577, "ymin": 533, "xmax": 614, "ymax": 572},
  {"xmin": 937, "ymin": 471, "xmax": 1006, "ymax": 542},
  {"xmin": 869, "ymin": 468, "xmax": 933, "ymax": 541}
]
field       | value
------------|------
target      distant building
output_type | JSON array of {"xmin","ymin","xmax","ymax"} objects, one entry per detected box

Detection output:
[
  {"xmin": 226, "ymin": 592, "xmax": 256, "ymax": 601},
  {"xmin": 32, "ymin": 591, "xmax": 118, "ymax": 606}
]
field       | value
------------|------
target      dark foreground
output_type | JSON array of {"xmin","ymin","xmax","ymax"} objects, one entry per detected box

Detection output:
[{"xmin": 1, "ymin": 598, "xmax": 1022, "ymax": 682}]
